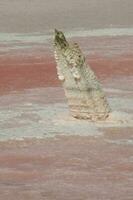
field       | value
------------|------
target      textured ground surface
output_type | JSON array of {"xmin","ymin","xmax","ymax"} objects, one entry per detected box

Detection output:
[
  {"xmin": 0, "ymin": 2, "xmax": 133, "ymax": 197},
  {"xmin": 0, "ymin": 133, "xmax": 133, "ymax": 200},
  {"xmin": 0, "ymin": 31, "xmax": 133, "ymax": 199}
]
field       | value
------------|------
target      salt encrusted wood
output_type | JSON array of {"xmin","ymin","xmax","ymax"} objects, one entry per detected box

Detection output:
[{"xmin": 54, "ymin": 29, "xmax": 111, "ymax": 121}]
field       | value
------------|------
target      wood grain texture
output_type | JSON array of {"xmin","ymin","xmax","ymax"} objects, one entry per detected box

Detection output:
[{"xmin": 54, "ymin": 30, "xmax": 111, "ymax": 120}]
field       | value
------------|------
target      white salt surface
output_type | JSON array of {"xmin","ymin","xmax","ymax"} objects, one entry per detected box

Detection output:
[
  {"xmin": 0, "ymin": 87, "xmax": 133, "ymax": 141},
  {"xmin": 0, "ymin": 28, "xmax": 133, "ymax": 43}
]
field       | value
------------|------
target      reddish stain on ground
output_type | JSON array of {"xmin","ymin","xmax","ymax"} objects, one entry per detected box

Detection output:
[
  {"xmin": 88, "ymin": 54, "xmax": 133, "ymax": 79},
  {"xmin": 0, "ymin": 56, "xmax": 59, "ymax": 94},
  {"xmin": 0, "ymin": 53, "xmax": 133, "ymax": 94},
  {"xmin": 0, "ymin": 35, "xmax": 133, "ymax": 94},
  {"xmin": 0, "ymin": 131, "xmax": 133, "ymax": 200},
  {"xmin": 0, "ymin": 35, "xmax": 133, "ymax": 199}
]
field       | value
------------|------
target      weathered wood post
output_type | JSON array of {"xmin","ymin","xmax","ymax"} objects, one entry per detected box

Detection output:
[{"xmin": 54, "ymin": 29, "xmax": 111, "ymax": 121}]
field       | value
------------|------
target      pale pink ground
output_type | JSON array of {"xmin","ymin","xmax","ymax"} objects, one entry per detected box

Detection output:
[
  {"xmin": 0, "ymin": 35, "xmax": 133, "ymax": 199},
  {"xmin": 0, "ymin": 132, "xmax": 133, "ymax": 200}
]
